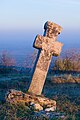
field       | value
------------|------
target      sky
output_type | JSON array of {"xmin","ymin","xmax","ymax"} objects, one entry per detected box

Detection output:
[
  {"xmin": 0, "ymin": 0, "xmax": 80, "ymax": 60},
  {"xmin": 0, "ymin": 0, "xmax": 80, "ymax": 30}
]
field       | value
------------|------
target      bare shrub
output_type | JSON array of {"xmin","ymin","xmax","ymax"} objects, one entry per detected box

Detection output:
[
  {"xmin": 23, "ymin": 49, "xmax": 37, "ymax": 68},
  {"xmin": 0, "ymin": 51, "xmax": 16, "ymax": 66},
  {"xmin": 53, "ymin": 48, "xmax": 80, "ymax": 72}
]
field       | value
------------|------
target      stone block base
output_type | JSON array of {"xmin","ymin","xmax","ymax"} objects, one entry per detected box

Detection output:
[{"xmin": 6, "ymin": 89, "xmax": 56, "ymax": 111}]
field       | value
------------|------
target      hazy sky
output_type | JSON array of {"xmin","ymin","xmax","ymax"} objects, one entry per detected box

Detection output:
[
  {"xmin": 0, "ymin": 0, "xmax": 80, "ymax": 56},
  {"xmin": 0, "ymin": 0, "xmax": 80, "ymax": 30}
]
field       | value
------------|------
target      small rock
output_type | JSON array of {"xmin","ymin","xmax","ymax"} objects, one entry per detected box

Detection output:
[
  {"xmin": 30, "ymin": 102, "xmax": 34, "ymax": 106},
  {"xmin": 8, "ymin": 94, "xmax": 14, "ymax": 99},
  {"xmin": 37, "ymin": 96, "xmax": 56, "ymax": 107},
  {"xmin": 45, "ymin": 106, "xmax": 56, "ymax": 112},
  {"xmin": 30, "ymin": 102, "xmax": 43, "ymax": 111}
]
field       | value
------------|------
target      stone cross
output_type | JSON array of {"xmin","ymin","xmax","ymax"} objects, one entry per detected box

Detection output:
[{"xmin": 28, "ymin": 21, "xmax": 63, "ymax": 95}]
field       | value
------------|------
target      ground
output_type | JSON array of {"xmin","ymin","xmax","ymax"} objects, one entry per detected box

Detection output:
[{"xmin": 0, "ymin": 72, "xmax": 80, "ymax": 120}]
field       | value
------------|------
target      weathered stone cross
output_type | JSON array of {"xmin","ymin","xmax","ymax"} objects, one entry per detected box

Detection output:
[{"xmin": 28, "ymin": 21, "xmax": 63, "ymax": 95}]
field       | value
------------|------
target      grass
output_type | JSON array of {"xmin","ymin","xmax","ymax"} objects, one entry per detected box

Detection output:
[{"xmin": 0, "ymin": 73, "xmax": 80, "ymax": 119}]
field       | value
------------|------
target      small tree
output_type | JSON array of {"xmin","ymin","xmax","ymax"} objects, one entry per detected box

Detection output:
[
  {"xmin": 23, "ymin": 49, "xmax": 37, "ymax": 68},
  {"xmin": 53, "ymin": 48, "xmax": 80, "ymax": 72},
  {"xmin": 1, "ymin": 51, "xmax": 16, "ymax": 66}
]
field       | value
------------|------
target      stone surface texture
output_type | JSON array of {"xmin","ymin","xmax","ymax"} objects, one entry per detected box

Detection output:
[{"xmin": 28, "ymin": 21, "xmax": 63, "ymax": 95}]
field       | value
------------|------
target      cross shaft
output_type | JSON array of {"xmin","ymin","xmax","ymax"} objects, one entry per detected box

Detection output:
[{"xmin": 28, "ymin": 21, "xmax": 63, "ymax": 95}]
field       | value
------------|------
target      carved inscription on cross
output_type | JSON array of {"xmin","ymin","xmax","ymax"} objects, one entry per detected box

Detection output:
[{"xmin": 28, "ymin": 21, "xmax": 63, "ymax": 95}]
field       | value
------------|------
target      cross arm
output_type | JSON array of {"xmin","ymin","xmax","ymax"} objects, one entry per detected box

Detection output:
[
  {"xmin": 33, "ymin": 35, "xmax": 44, "ymax": 49},
  {"xmin": 50, "ymin": 41, "xmax": 63, "ymax": 56}
]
